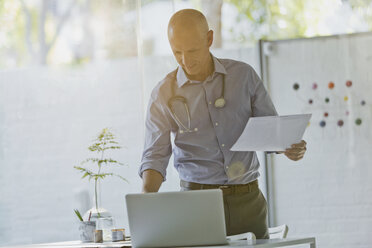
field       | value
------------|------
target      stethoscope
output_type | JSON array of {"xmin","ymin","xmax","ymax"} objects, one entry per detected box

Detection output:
[{"xmin": 167, "ymin": 72, "xmax": 226, "ymax": 133}]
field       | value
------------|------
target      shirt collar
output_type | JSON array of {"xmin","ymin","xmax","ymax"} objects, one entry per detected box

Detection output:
[{"xmin": 176, "ymin": 54, "xmax": 227, "ymax": 88}]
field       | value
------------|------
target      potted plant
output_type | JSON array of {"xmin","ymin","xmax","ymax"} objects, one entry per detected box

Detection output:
[{"xmin": 74, "ymin": 128, "xmax": 127, "ymax": 239}]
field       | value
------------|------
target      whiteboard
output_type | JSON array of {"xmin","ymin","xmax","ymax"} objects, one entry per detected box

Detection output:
[{"xmin": 262, "ymin": 33, "xmax": 372, "ymax": 248}]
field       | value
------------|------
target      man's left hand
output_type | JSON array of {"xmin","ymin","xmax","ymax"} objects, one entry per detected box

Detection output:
[{"xmin": 280, "ymin": 140, "xmax": 307, "ymax": 161}]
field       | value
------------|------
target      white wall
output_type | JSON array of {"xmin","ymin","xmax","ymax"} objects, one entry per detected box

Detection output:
[
  {"xmin": 0, "ymin": 47, "xmax": 261, "ymax": 246},
  {"xmin": 264, "ymin": 33, "xmax": 372, "ymax": 248},
  {"xmin": 0, "ymin": 59, "xmax": 145, "ymax": 245}
]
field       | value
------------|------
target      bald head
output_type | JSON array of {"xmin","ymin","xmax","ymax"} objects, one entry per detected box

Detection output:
[
  {"xmin": 168, "ymin": 9, "xmax": 209, "ymax": 41},
  {"xmin": 167, "ymin": 9, "xmax": 214, "ymax": 81}
]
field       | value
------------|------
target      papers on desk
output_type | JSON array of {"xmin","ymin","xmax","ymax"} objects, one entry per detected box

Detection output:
[{"xmin": 230, "ymin": 114, "xmax": 311, "ymax": 152}]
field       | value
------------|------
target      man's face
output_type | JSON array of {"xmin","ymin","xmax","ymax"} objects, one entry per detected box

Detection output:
[{"xmin": 169, "ymin": 28, "xmax": 213, "ymax": 78}]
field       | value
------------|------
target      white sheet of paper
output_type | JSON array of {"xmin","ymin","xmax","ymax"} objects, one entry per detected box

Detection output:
[{"xmin": 230, "ymin": 114, "xmax": 312, "ymax": 151}]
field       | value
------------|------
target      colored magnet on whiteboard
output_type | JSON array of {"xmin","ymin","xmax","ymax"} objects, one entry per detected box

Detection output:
[
  {"xmin": 346, "ymin": 80, "xmax": 352, "ymax": 87},
  {"xmin": 325, "ymin": 97, "xmax": 330, "ymax": 103},
  {"xmin": 361, "ymin": 100, "xmax": 366, "ymax": 106},
  {"xmin": 344, "ymin": 96, "xmax": 348, "ymax": 101},
  {"xmin": 337, "ymin": 120, "xmax": 344, "ymax": 127},
  {"xmin": 328, "ymin": 82, "xmax": 335, "ymax": 89},
  {"xmin": 346, "ymin": 111, "xmax": 349, "ymax": 116},
  {"xmin": 293, "ymin": 83, "xmax": 300, "ymax": 90},
  {"xmin": 320, "ymin": 120, "xmax": 326, "ymax": 127},
  {"xmin": 312, "ymin": 83, "xmax": 318, "ymax": 90},
  {"xmin": 308, "ymin": 99, "xmax": 313, "ymax": 104},
  {"xmin": 355, "ymin": 118, "xmax": 362, "ymax": 125},
  {"xmin": 324, "ymin": 112, "xmax": 329, "ymax": 117}
]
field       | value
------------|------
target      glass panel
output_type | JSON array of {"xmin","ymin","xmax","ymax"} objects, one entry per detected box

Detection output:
[{"xmin": 0, "ymin": 0, "xmax": 143, "ymax": 245}]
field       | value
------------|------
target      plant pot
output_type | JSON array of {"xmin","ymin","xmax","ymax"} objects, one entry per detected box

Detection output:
[{"xmin": 78, "ymin": 221, "xmax": 96, "ymax": 243}]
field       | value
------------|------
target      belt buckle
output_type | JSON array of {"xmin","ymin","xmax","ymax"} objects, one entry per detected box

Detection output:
[{"xmin": 218, "ymin": 185, "xmax": 229, "ymax": 189}]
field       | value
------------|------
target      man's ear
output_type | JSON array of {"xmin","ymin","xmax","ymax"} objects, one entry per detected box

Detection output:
[{"xmin": 207, "ymin": 30, "xmax": 214, "ymax": 47}]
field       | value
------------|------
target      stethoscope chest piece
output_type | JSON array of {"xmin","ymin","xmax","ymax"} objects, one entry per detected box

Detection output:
[{"xmin": 214, "ymin": 97, "xmax": 226, "ymax": 108}]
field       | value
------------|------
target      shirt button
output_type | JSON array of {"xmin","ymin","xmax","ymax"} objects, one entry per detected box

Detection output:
[
  {"xmin": 215, "ymin": 122, "xmax": 219, "ymax": 126},
  {"xmin": 222, "ymin": 144, "xmax": 225, "ymax": 147},
  {"xmin": 209, "ymin": 101, "xmax": 212, "ymax": 105}
]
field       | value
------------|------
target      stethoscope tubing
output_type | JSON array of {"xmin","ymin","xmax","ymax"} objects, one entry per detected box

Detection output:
[
  {"xmin": 170, "ymin": 101, "xmax": 192, "ymax": 132},
  {"xmin": 168, "ymin": 73, "xmax": 226, "ymax": 132}
]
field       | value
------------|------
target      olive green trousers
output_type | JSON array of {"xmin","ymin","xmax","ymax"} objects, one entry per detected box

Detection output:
[{"xmin": 180, "ymin": 179, "xmax": 269, "ymax": 239}]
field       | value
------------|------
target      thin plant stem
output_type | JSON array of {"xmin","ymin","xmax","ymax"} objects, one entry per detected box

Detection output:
[
  {"xmin": 95, "ymin": 178, "xmax": 100, "ymax": 218},
  {"xmin": 95, "ymin": 137, "xmax": 105, "ymax": 218}
]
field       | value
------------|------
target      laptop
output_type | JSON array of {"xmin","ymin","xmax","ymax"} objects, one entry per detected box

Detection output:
[{"xmin": 125, "ymin": 189, "xmax": 228, "ymax": 248}]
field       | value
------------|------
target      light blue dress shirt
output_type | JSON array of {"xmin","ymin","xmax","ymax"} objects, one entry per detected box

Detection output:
[{"xmin": 139, "ymin": 55, "xmax": 278, "ymax": 184}]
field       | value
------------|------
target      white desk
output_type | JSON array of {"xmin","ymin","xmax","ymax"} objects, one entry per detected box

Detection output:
[
  {"xmin": 193, "ymin": 238, "xmax": 316, "ymax": 248},
  {"xmin": 6, "ymin": 237, "xmax": 316, "ymax": 248}
]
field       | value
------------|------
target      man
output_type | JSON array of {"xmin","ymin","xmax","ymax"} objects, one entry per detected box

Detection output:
[{"xmin": 139, "ymin": 9, "xmax": 306, "ymax": 239}]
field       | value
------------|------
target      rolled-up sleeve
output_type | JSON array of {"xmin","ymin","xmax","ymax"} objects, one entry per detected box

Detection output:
[
  {"xmin": 250, "ymin": 68, "xmax": 278, "ymax": 117},
  {"xmin": 139, "ymin": 92, "xmax": 172, "ymax": 181}
]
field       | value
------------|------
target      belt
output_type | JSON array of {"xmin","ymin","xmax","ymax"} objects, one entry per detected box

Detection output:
[{"xmin": 180, "ymin": 179, "xmax": 259, "ymax": 194}]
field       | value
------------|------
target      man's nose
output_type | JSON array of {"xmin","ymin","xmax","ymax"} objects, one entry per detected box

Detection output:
[{"xmin": 181, "ymin": 54, "xmax": 192, "ymax": 66}]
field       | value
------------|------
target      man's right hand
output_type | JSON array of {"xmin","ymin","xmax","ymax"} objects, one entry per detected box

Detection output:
[{"xmin": 141, "ymin": 169, "xmax": 164, "ymax": 193}]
